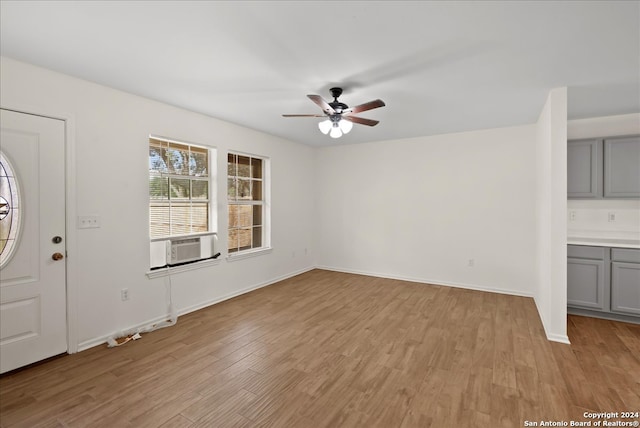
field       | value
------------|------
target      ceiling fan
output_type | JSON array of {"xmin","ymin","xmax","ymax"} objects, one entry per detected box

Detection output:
[{"xmin": 283, "ymin": 87, "xmax": 385, "ymax": 138}]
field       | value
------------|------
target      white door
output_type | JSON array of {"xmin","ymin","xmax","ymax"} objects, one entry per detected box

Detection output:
[{"xmin": 0, "ymin": 109, "xmax": 67, "ymax": 373}]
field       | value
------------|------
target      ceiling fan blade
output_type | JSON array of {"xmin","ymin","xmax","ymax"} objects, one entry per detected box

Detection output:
[
  {"xmin": 343, "ymin": 116, "xmax": 380, "ymax": 127},
  {"xmin": 344, "ymin": 99, "xmax": 385, "ymax": 114},
  {"xmin": 307, "ymin": 94, "xmax": 335, "ymax": 114},
  {"xmin": 282, "ymin": 114, "xmax": 326, "ymax": 117}
]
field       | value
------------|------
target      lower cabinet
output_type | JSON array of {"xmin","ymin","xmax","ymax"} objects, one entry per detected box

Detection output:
[
  {"xmin": 567, "ymin": 258, "xmax": 605, "ymax": 310},
  {"xmin": 567, "ymin": 245, "xmax": 608, "ymax": 311},
  {"xmin": 567, "ymin": 245, "xmax": 639, "ymax": 320},
  {"xmin": 610, "ymin": 248, "xmax": 640, "ymax": 316}
]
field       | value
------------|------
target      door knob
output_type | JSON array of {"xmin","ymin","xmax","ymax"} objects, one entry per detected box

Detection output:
[{"xmin": 52, "ymin": 252, "xmax": 64, "ymax": 261}]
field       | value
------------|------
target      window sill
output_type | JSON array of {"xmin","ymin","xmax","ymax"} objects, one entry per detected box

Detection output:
[
  {"xmin": 226, "ymin": 247, "xmax": 273, "ymax": 262},
  {"xmin": 146, "ymin": 258, "xmax": 221, "ymax": 279}
]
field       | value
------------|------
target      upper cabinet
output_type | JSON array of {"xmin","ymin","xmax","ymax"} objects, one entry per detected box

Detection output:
[
  {"xmin": 568, "ymin": 135, "xmax": 640, "ymax": 199},
  {"xmin": 568, "ymin": 139, "xmax": 602, "ymax": 198},
  {"xmin": 604, "ymin": 136, "xmax": 640, "ymax": 198}
]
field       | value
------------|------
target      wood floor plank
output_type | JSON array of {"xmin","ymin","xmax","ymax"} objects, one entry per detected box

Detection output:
[
  {"xmin": 188, "ymin": 389, "xmax": 256, "ymax": 428},
  {"xmin": 1, "ymin": 270, "xmax": 639, "ymax": 427},
  {"xmin": 490, "ymin": 384, "xmax": 520, "ymax": 428},
  {"xmin": 129, "ymin": 391, "xmax": 203, "ymax": 428},
  {"xmin": 399, "ymin": 409, "xmax": 433, "ymax": 428},
  {"xmin": 464, "ymin": 366, "xmax": 493, "ymax": 415},
  {"xmin": 157, "ymin": 414, "xmax": 194, "ymax": 428}
]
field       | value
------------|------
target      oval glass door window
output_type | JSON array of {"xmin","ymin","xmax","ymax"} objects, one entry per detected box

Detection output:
[{"xmin": 0, "ymin": 152, "xmax": 22, "ymax": 268}]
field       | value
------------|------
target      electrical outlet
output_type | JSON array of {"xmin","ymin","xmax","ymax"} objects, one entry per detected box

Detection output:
[
  {"xmin": 78, "ymin": 215, "xmax": 101, "ymax": 229},
  {"xmin": 608, "ymin": 212, "xmax": 616, "ymax": 222},
  {"xmin": 569, "ymin": 211, "xmax": 577, "ymax": 221},
  {"xmin": 121, "ymin": 288, "xmax": 129, "ymax": 301},
  {"xmin": 468, "ymin": 259, "xmax": 475, "ymax": 267}
]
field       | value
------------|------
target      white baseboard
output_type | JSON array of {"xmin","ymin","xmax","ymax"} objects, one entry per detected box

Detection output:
[
  {"xmin": 78, "ymin": 264, "xmax": 571, "ymax": 352},
  {"xmin": 177, "ymin": 266, "xmax": 314, "ymax": 317},
  {"xmin": 77, "ymin": 312, "xmax": 176, "ymax": 352},
  {"xmin": 533, "ymin": 295, "xmax": 571, "ymax": 345},
  {"xmin": 77, "ymin": 266, "xmax": 315, "ymax": 352},
  {"xmin": 318, "ymin": 265, "xmax": 574, "ymax": 344},
  {"xmin": 315, "ymin": 265, "xmax": 535, "ymax": 298},
  {"xmin": 547, "ymin": 333, "xmax": 571, "ymax": 344}
]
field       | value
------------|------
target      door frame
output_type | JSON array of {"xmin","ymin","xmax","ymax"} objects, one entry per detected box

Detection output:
[{"xmin": 1, "ymin": 104, "xmax": 79, "ymax": 354}]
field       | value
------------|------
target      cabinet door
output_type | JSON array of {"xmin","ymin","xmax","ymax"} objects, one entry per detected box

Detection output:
[
  {"xmin": 611, "ymin": 262, "xmax": 640, "ymax": 315},
  {"xmin": 568, "ymin": 139, "xmax": 602, "ymax": 198},
  {"xmin": 604, "ymin": 136, "xmax": 640, "ymax": 198},
  {"xmin": 567, "ymin": 258, "xmax": 605, "ymax": 310}
]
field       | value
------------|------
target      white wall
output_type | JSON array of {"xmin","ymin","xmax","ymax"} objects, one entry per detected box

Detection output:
[
  {"xmin": 535, "ymin": 87, "xmax": 568, "ymax": 343},
  {"xmin": 315, "ymin": 125, "xmax": 539, "ymax": 297},
  {"xmin": 568, "ymin": 113, "xmax": 640, "ymax": 140},
  {"xmin": 0, "ymin": 56, "xmax": 582, "ymax": 352},
  {"xmin": 567, "ymin": 200, "xmax": 640, "ymax": 240},
  {"xmin": 0, "ymin": 57, "xmax": 316, "ymax": 350},
  {"xmin": 567, "ymin": 114, "xmax": 640, "ymax": 240}
]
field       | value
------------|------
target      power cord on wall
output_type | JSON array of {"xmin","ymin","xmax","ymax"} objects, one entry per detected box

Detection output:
[{"xmin": 106, "ymin": 267, "xmax": 178, "ymax": 347}]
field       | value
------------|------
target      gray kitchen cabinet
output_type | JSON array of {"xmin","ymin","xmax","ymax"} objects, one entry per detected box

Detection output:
[
  {"xmin": 568, "ymin": 139, "xmax": 602, "ymax": 199},
  {"xmin": 604, "ymin": 136, "xmax": 640, "ymax": 198},
  {"xmin": 568, "ymin": 246, "xmax": 640, "ymax": 323},
  {"xmin": 568, "ymin": 135, "xmax": 640, "ymax": 199},
  {"xmin": 567, "ymin": 246, "xmax": 606, "ymax": 310},
  {"xmin": 610, "ymin": 248, "xmax": 640, "ymax": 316}
]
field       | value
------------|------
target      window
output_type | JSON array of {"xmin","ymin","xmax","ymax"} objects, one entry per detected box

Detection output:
[
  {"xmin": 0, "ymin": 152, "xmax": 21, "ymax": 268},
  {"xmin": 149, "ymin": 137, "xmax": 211, "ymax": 238},
  {"xmin": 227, "ymin": 153, "xmax": 268, "ymax": 254}
]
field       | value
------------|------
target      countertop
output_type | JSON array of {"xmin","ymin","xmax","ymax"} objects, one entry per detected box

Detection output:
[{"xmin": 567, "ymin": 237, "xmax": 640, "ymax": 249}]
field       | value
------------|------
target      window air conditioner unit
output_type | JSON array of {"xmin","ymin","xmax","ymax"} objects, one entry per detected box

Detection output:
[
  {"xmin": 167, "ymin": 237, "xmax": 203, "ymax": 265},
  {"xmin": 150, "ymin": 233, "xmax": 217, "ymax": 269}
]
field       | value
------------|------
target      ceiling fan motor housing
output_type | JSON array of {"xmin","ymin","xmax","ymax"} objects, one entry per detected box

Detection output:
[
  {"xmin": 330, "ymin": 87, "xmax": 343, "ymax": 98},
  {"xmin": 329, "ymin": 87, "xmax": 348, "ymax": 112}
]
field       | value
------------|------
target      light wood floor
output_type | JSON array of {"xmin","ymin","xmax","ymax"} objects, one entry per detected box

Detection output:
[{"xmin": 1, "ymin": 269, "xmax": 639, "ymax": 428}]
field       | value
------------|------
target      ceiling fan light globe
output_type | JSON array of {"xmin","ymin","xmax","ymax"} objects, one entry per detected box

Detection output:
[
  {"xmin": 339, "ymin": 119, "xmax": 353, "ymax": 134},
  {"xmin": 318, "ymin": 119, "xmax": 332, "ymax": 134},
  {"xmin": 329, "ymin": 126, "xmax": 342, "ymax": 139}
]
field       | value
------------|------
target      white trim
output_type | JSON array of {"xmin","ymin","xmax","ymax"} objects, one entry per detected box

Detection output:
[
  {"xmin": 226, "ymin": 246, "xmax": 273, "ymax": 262},
  {"xmin": 534, "ymin": 295, "xmax": 571, "ymax": 344},
  {"xmin": 227, "ymin": 149, "xmax": 270, "ymax": 161},
  {"xmin": 64, "ymin": 114, "xmax": 79, "ymax": 354},
  {"xmin": 315, "ymin": 265, "xmax": 535, "ymax": 298},
  {"xmin": 77, "ymin": 312, "xmax": 177, "ymax": 352},
  {"xmin": 177, "ymin": 265, "xmax": 312, "ymax": 317},
  {"xmin": 148, "ymin": 137, "xmax": 217, "ymax": 244},
  {"xmin": 78, "ymin": 265, "xmax": 315, "ymax": 352},
  {"xmin": 74, "ymin": 263, "xmax": 573, "ymax": 352},
  {"xmin": 146, "ymin": 258, "xmax": 221, "ymax": 279},
  {"xmin": 226, "ymin": 151, "xmax": 270, "ymax": 253},
  {"xmin": 150, "ymin": 231, "xmax": 217, "ymax": 243},
  {"xmin": 547, "ymin": 333, "xmax": 571, "ymax": 344},
  {"xmin": 321, "ymin": 265, "xmax": 573, "ymax": 344},
  {"xmin": 149, "ymin": 134, "xmax": 214, "ymax": 151},
  {"xmin": 1, "ymin": 105, "xmax": 79, "ymax": 355}
]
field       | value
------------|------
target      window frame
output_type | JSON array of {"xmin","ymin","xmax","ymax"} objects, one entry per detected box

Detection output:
[
  {"xmin": 148, "ymin": 135, "xmax": 217, "ymax": 241},
  {"xmin": 227, "ymin": 151, "xmax": 271, "ymax": 259}
]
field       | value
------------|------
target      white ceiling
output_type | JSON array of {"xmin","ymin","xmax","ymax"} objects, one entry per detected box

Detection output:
[{"xmin": 1, "ymin": 1, "xmax": 638, "ymax": 146}]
